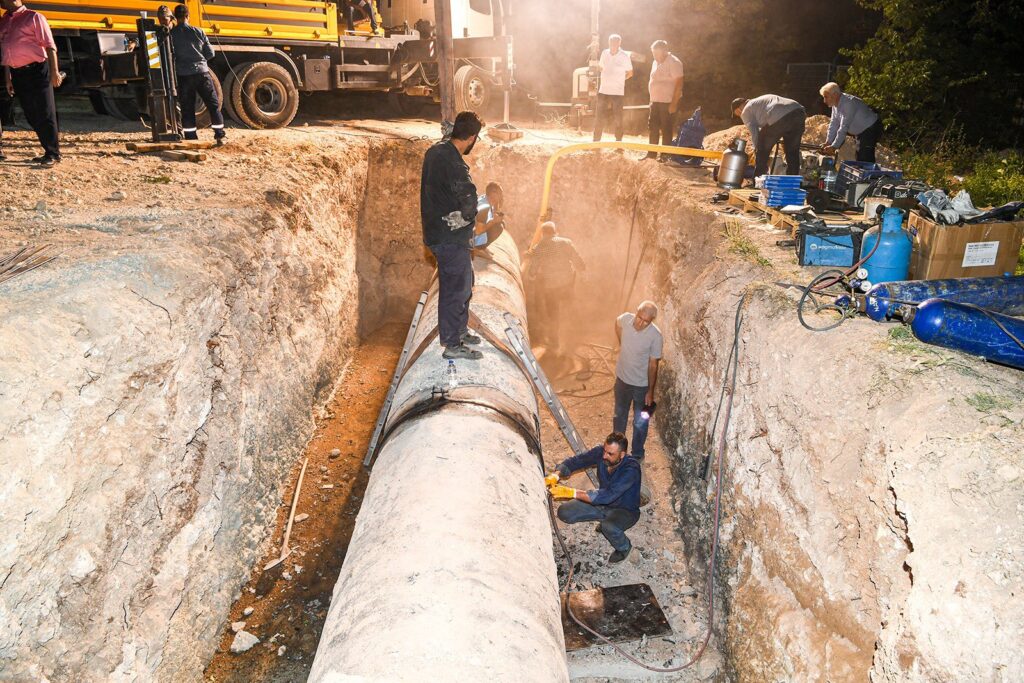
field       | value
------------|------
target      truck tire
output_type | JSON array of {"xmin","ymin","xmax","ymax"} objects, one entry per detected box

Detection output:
[
  {"xmin": 388, "ymin": 91, "xmax": 427, "ymax": 117},
  {"xmin": 454, "ymin": 65, "xmax": 490, "ymax": 114},
  {"xmin": 101, "ymin": 92, "xmax": 141, "ymax": 121},
  {"xmin": 87, "ymin": 90, "xmax": 108, "ymax": 116},
  {"xmin": 221, "ymin": 69, "xmax": 243, "ymax": 125},
  {"xmin": 232, "ymin": 61, "xmax": 299, "ymax": 129}
]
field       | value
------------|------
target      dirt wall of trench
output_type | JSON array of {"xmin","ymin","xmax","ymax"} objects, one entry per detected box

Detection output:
[
  {"xmin": 0, "ymin": 143, "xmax": 373, "ymax": 682},
  {"xmin": 460, "ymin": 142, "xmax": 1023, "ymax": 681}
]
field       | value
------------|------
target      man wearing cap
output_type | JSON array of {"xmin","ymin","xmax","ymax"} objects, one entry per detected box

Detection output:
[{"xmin": 732, "ymin": 94, "xmax": 806, "ymax": 177}]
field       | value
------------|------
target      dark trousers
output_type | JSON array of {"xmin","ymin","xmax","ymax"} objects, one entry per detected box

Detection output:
[
  {"xmin": 648, "ymin": 101, "xmax": 675, "ymax": 151},
  {"xmin": 178, "ymin": 71, "xmax": 225, "ymax": 139},
  {"xmin": 755, "ymin": 107, "xmax": 805, "ymax": 177},
  {"xmin": 10, "ymin": 60, "xmax": 59, "ymax": 158},
  {"xmin": 613, "ymin": 377, "xmax": 650, "ymax": 459},
  {"xmin": 535, "ymin": 285, "xmax": 567, "ymax": 349},
  {"xmin": 345, "ymin": 0, "xmax": 378, "ymax": 31},
  {"xmin": 557, "ymin": 500, "xmax": 640, "ymax": 552},
  {"xmin": 592, "ymin": 93, "xmax": 624, "ymax": 142},
  {"xmin": 855, "ymin": 117, "xmax": 884, "ymax": 163},
  {"xmin": 430, "ymin": 243, "xmax": 474, "ymax": 347}
]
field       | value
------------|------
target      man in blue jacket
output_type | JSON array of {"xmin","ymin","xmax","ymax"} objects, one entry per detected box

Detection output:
[{"xmin": 547, "ymin": 432, "xmax": 642, "ymax": 563}]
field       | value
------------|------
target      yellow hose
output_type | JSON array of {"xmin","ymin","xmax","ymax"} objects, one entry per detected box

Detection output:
[{"xmin": 531, "ymin": 141, "xmax": 723, "ymax": 246}]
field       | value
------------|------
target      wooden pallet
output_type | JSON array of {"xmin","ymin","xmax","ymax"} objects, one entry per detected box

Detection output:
[
  {"xmin": 125, "ymin": 140, "xmax": 217, "ymax": 153},
  {"xmin": 727, "ymin": 189, "xmax": 858, "ymax": 235}
]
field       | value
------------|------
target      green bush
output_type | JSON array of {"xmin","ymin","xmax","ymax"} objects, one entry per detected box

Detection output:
[
  {"xmin": 961, "ymin": 152, "xmax": 1024, "ymax": 207},
  {"xmin": 901, "ymin": 145, "xmax": 1024, "ymax": 207}
]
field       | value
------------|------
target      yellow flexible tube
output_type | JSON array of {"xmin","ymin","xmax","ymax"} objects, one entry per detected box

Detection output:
[{"xmin": 531, "ymin": 141, "xmax": 724, "ymax": 246}]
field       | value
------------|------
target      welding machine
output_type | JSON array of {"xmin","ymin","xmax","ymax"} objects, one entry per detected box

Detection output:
[{"xmin": 796, "ymin": 221, "xmax": 865, "ymax": 267}]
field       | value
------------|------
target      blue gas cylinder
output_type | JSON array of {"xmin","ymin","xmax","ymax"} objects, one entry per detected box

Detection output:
[
  {"xmin": 911, "ymin": 299, "xmax": 1024, "ymax": 370},
  {"xmin": 861, "ymin": 207, "xmax": 912, "ymax": 285}
]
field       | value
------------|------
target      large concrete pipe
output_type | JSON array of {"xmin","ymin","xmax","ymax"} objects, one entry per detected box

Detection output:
[{"xmin": 309, "ymin": 231, "xmax": 569, "ymax": 682}]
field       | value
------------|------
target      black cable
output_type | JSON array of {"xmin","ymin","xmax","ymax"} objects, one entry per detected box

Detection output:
[{"xmin": 548, "ymin": 292, "xmax": 747, "ymax": 672}]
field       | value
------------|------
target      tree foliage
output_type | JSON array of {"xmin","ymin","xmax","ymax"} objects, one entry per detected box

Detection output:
[{"xmin": 845, "ymin": 0, "xmax": 1024, "ymax": 148}]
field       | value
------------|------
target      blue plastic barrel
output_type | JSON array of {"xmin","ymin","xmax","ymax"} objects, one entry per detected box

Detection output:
[
  {"xmin": 861, "ymin": 207, "xmax": 912, "ymax": 285},
  {"xmin": 865, "ymin": 275, "xmax": 1024, "ymax": 322},
  {"xmin": 911, "ymin": 299, "xmax": 1024, "ymax": 370}
]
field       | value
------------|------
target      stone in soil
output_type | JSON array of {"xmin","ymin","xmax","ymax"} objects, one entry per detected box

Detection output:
[{"xmin": 230, "ymin": 631, "xmax": 260, "ymax": 654}]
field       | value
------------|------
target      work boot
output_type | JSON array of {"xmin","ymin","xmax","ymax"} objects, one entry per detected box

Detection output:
[
  {"xmin": 461, "ymin": 331, "xmax": 482, "ymax": 345},
  {"xmin": 608, "ymin": 545, "xmax": 632, "ymax": 564},
  {"xmin": 443, "ymin": 343, "xmax": 482, "ymax": 360}
]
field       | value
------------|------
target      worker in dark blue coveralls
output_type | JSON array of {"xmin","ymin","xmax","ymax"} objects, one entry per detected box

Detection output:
[
  {"xmin": 547, "ymin": 432, "xmax": 642, "ymax": 563},
  {"xmin": 170, "ymin": 4, "xmax": 224, "ymax": 144},
  {"xmin": 420, "ymin": 110, "xmax": 485, "ymax": 361}
]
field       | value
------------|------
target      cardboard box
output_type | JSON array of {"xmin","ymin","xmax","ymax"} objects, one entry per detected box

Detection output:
[{"xmin": 908, "ymin": 211, "xmax": 1024, "ymax": 279}]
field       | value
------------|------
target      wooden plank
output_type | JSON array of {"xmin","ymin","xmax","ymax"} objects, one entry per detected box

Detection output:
[
  {"xmin": 126, "ymin": 141, "xmax": 216, "ymax": 152},
  {"xmin": 160, "ymin": 150, "xmax": 207, "ymax": 162}
]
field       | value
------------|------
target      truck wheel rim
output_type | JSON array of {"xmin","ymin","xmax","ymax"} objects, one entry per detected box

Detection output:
[
  {"xmin": 253, "ymin": 78, "xmax": 287, "ymax": 116},
  {"xmin": 466, "ymin": 76, "xmax": 486, "ymax": 108}
]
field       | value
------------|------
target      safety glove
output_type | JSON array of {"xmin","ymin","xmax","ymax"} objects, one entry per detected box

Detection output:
[
  {"xmin": 544, "ymin": 472, "xmax": 560, "ymax": 487},
  {"xmin": 548, "ymin": 484, "xmax": 577, "ymax": 500}
]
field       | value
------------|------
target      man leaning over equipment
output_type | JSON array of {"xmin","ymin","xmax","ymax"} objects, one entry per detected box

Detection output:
[
  {"xmin": 547, "ymin": 432, "xmax": 642, "ymax": 563},
  {"xmin": 170, "ymin": 4, "xmax": 225, "ymax": 144},
  {"xmin": 819, "ymin": 81, "xmax": 883, "ymax": 164}
]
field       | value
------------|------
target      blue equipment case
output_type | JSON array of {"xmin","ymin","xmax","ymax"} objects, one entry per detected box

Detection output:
[{"xmin": 796, "ymin": 222, "xmax": 865, "ymax": 267}]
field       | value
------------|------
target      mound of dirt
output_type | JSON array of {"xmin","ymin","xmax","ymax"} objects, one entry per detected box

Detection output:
[{"xmin": 703, "ymin": 114, "xmax": 898, "ymax": 166}]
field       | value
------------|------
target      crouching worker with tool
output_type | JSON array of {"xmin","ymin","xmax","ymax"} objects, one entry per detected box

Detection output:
[{"xmin": 546, "ymin": 432, "xmax": 642, "ymax": 563}]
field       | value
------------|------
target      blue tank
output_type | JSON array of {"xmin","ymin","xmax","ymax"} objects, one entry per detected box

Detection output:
[
  {"xmin": 861, "ymin": 207, "xmax": 912, "ymax": 285},
  {"xmin": 911, "ymin": 299, "xmax": 1024, "ymax": 370},
  {"xmin": 865, "ymin": 275, "xmax": 1024, "ymax": 322}
]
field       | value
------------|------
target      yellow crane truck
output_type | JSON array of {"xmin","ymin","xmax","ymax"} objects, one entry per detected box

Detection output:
[{"xmin": 40, "ymin": 0, "xmax": 511, "ymax": 128}]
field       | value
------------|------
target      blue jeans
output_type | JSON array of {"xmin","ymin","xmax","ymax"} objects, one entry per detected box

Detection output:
[
  {"xmin": 557, "ymin": 500, "xmax": 640, "ymax": 553},
  {"xmin": 613, "ymin": 378, "xmax": 650, "ymax": 458}
]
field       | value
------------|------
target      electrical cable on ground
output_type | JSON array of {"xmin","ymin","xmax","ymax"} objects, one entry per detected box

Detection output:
[{"xmin": 546, "ymin": 292, "xmax": 747, "ymax": 672}]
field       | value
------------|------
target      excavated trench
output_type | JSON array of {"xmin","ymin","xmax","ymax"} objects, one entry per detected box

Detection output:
[{"xmin": 3, "ymin": 132, "xmax": 1022, "ymax": 683}]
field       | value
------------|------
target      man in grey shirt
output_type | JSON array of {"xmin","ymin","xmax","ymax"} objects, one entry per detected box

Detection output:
[
  {"xmin": 820, "ymin": 82, "xmax": 883, "ymax": 163},
  {"xmin": 613, "ymin": 301, "xmax": 663, "ymax": 459},
  {"xmin": 732, "ymin": 94, "xmax": 806, "ymax": 177}
]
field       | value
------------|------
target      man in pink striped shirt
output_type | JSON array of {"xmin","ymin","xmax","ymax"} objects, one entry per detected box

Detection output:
[{"xmin": 0, "ymin": 0, "xmax": 62, "ymax": 166}]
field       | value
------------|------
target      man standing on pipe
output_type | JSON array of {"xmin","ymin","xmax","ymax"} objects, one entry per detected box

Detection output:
[
  {"xmin": 547, "ymin": 432, "xmax": 642, "ymax": 563},
  {"xmin": 613, "ymin": 301, "xmax": 662, "ymax": 459},
  {"xmin": 421, "ymin": 110, "xmax": 486, "ymax": 360}
]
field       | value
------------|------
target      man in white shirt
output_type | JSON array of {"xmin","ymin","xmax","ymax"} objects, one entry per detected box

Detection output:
[
  {"xmin": 613, "ymin": 301, "xmax": 663, "ymax": 459},
  {"xmin": 646, "ymin": 39, "xmax": 683, "ymax": 160},
  {"xmin": 593, "ymin": 33, "xmax": 633, "ymax": 143},
  {"xmin": 819, "ymin": 82, "xmax": 883, "ymax": 163}
]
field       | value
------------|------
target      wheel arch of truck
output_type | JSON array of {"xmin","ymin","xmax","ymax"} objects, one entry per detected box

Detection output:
[{"xmin": 211, "ymin": 45, "xmax": 303, "ymax": 89}]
